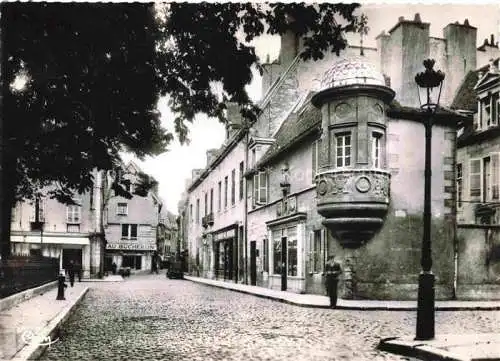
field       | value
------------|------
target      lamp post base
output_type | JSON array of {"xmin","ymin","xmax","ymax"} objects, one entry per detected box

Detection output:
[{"xmin": 415, "ymin": 272, "xmax": 435, "ymax": 340}]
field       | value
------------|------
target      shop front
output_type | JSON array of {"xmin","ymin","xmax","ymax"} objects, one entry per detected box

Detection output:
[
  {"xmin": 10, "ymin": 232, "xmax": 91, "ymax": 278},
  {"xmin": 211, "ymin": 224, "xmax": 238, "ymax": 282},
  {"xmin": 105, "ymin": 240, "xmax": 156, "ymax": 273},
  {"xmin": 266, "ymin": 213, "xmax": 307, "ymax": 293}
]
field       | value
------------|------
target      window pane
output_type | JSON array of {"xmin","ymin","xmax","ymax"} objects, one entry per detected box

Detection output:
[
  {"xmin": 346, "ymin": 156, "xmax": 351, "ymax": 166},
  {"xmin": 131, "ymin": 224, "xmax": 137, "ymax": 238},
  {"xmin": 287, "ymin": 239, "xmax": 297, "ymax": 276},
  {"xmin": 471, "ymin": 160, "xmax": 481, "ymax": 174},
  {"xmin": 471, "ymin": 174, "xmax": 481, "ymax": 196},
  {"xmin": 273, "ymin": 239, "xmax": 282, "ymax": 274},
  {"xmin": 345, "ymin": 135, "xmax": 351, "ymax": 145},
  {"xmin": 121, "ymin": 224, "xmax": 128, "ymax": 237}
]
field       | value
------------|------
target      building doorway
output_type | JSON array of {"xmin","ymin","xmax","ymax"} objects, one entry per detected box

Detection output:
[
  {"xmin": 250, "ymin": 241, "xmax": 257, "ymax": 285},
  {"xmin": 281, "ymin": 236, "xmax": 287, "ymax": 291},
  {"xmin": 62, "ymin": 248, "xmax": 82, "ymax": 269}
]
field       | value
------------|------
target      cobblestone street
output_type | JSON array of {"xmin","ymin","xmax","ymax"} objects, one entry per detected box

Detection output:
[{"xmin": 40, "ymin": 275, "xmax": 500, "ymax": 361}]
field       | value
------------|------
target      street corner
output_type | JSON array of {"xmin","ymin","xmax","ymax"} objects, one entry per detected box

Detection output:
[{"xmin": 377, "ymin": 333, "xmax": 500, "ymax": 361}]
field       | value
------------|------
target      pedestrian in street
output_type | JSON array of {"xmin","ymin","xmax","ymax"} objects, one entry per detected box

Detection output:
[
  {"xmin": 77, "ymin": 262, "xmax": 82, "ymax": 282},
  {"xmin": 67, "ymin": 260, "xmax": 75, "ymax": 287},
  {"xmin": 324, "ymin": 255, "xmax": 342, "ymax": 308},
  {"xmin": 112, "ymin": 262, "xmax": 117, "ymax": 275}
]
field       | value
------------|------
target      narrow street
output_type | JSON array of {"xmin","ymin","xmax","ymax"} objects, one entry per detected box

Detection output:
[{"xmin": 39, "ymin": 275, "xmax": 500, "ymax": 361}]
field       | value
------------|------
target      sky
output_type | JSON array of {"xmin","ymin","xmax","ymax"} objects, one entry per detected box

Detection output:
[{"xmin": 123, "ymin": 2, "xmax": 500, "ymax": 215}]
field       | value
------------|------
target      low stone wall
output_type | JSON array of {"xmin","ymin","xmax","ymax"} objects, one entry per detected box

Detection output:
[
  {"xmin": 457, "ymin": 284, "xmax": 500, "ymax": 300},
  {"xmin": 0, "ymin": 280, "xmax": 57, "ymax": 312},
  {"xmin": 355, "ymin": 282, "xmax": 454, "ymax": 301}
]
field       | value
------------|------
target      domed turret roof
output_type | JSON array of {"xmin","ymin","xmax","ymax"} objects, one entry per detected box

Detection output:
[{"xmin": 319, "ymin": 57, "xmax": 386, "ymax": 91}]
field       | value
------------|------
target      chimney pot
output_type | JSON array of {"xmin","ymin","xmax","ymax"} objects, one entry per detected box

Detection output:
[
  {"xmin": 491, "ymin": 34, "xmax": 495, "ymax": 45},
  {"xmin": 464, "ymin": 19, "xmax": 470, "ymax": 26},
  {"xmin": 398, "ymin": 16, "xmax": 404, "ymax": 22},
  {"xmin": 414, "ymin": 13, "xmax": 422, "ymax": 23}
]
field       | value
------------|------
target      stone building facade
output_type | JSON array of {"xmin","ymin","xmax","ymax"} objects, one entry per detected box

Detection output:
[
  {"xmin": 184, "ymin": 112, "xmax": 247, "ymax": 281},
  {"xmin": 453, "ymin": 58, "xmax": 500, "ymax": 299},
  {"xmin": 183, "ymin": 14, "xmax": 497, "ymax": 299},
  {"xmin": 11, "ymin": 162, "xmax": 162, "ymax": 278},
  {"xmin": 104, "ymin": 162, "xmax": 161, "ymax": 274},
  {"xmin": 10, "ymin": 169, "xmax": 104, "ymax": 278}
]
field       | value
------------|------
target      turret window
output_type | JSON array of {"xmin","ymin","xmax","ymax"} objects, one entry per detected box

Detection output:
[
  {"xmin": 371, "ymin": 133, "xmax": 382, "ymax": 168},
  {"xmin": 335, "ymin": 133, "xmax": 351, "ymax": 167}
]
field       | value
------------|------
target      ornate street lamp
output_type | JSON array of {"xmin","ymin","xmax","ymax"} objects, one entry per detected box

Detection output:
[{"xmin": 414, "ymin": 59, "xmax": 445, "ymax": 340}]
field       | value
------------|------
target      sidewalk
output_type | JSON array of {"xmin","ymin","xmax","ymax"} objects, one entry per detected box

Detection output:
[
  {"xmin": 186, "ymin": 276, "xmax": 500, "ymax": 360},
  {"xmin": 378, "ymin": 334, "xmax": 500, "ymax": 361},
  {"xmin": 0, "ymin": 282, "xmax": 88, "ymax": 361},
  {"xmin": 184, "ymin": 276, "xmax": 500, "ymax": 310}
]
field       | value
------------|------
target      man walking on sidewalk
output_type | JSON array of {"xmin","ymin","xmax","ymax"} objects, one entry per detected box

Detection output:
[
  {"xmin": 66, "ymin": 260, "xmax": 76, "ymax": 287},
  {"xmin": 325, "ymin": 255, "xmax": 342, "ymax": 308}
]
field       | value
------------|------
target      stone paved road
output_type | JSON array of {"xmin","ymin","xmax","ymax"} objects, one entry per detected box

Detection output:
[{"xmin": 40, "ymin": 274, "xmax": 500, "ymax": 361}]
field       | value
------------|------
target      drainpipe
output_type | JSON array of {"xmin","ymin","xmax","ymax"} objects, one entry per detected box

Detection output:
[
  {"xmin": 453, "ymin": 233, "xmax": 458, "ymax": 300},
  {"xmin": 244, "ymin": 127, "xmax": 249, "ymax": 285}
]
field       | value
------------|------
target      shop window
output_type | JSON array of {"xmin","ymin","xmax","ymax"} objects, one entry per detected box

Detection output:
[
  {"xmin": 271, "ymin": 226, "xmax": 298, "ymax": 277},
  {"xmin": 122, "ymin": 255, "xmax": 142, "ymax": 270},
  {"xmin": 273, "ymin": 237, "xmax": 282, "ymax": 274}
]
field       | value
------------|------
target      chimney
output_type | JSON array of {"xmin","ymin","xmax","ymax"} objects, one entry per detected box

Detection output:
[
  {"xmin": 491, "ymin": 34, "xmax": 495, "ymax": 46},
  {"xmin": 414, "ymin": 13, "xmax": 421, "ymax": 23},
  {"xmin": 206, "ymin": 149, "xmax": 218, "ymax": 166},
  {"xmin": 279, "ymin": 29, "xmax": 298, "ymax": 66},
  {"xmin": 191, "ymin": 169, "xmax": 203, "ymax": 180},
  {"xmin": 489, "ymin": 58, "xmax": 498, "ymax": 73},
  {"xmin": 225, "ymin": 102, "xmax": 243, "ymax": 140}
]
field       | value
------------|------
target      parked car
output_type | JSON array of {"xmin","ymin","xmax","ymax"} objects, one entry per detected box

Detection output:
[
  {"xmin": 166, "ymin": 261, "xmax": 183, "ymax": 279},
  {"xmin": 118, "ymin": 267, "xmax": 131, "ymax": 277}
]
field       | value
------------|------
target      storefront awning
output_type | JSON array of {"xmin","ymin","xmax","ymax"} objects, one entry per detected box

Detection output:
[{"xmin": 11, "ymin": 234, "xmax": 90, "ymax": 245}]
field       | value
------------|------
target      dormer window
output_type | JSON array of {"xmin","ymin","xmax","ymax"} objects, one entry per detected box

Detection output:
[{"xmin": 477, "ymin": 92, "xmax": 499, "ymax": 130}]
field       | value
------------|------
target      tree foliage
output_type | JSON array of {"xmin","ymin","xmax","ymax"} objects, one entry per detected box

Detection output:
[
  {"xmin": 157, "ymin": 2, "xmax": 362, "ymax": 142},
  {"xmin": 1, "ymin": 2, "xmax": 362, "ymax": 206}
]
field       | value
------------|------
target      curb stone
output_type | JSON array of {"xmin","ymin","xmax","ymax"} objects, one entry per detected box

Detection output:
[
  {"xmin": 378, "ymin": 337, "xmax": 470, "ymax": 361},
  {"xmin": 184, "ymin": 276, "xmax": 500, "ymax": 311}
]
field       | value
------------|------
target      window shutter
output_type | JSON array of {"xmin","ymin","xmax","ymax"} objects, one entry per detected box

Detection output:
[
  {"xmin": 253, "ymin": 174, "xmax": 259, "ymax": 205},
  {"xmin": 321, "ymin": 228, "xmax": 327, "ymax": 271},
  {"xmin": 259, "ymin": 172, "xmax": 267, "ymax": 204},
  {"xmin": 493, "ymin": 153, "xmax": 500, "ymax": 200},
  {"xmin": 312, "ymin": 141, "xmax": 317, "ymax": 178},
  {"xmin": 308, "ymin": 231, "xmax": 314, "ymax": 274},
  {"xmin": 469, "ymin": 159, "xmax": 482, "ymax": 198}
]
